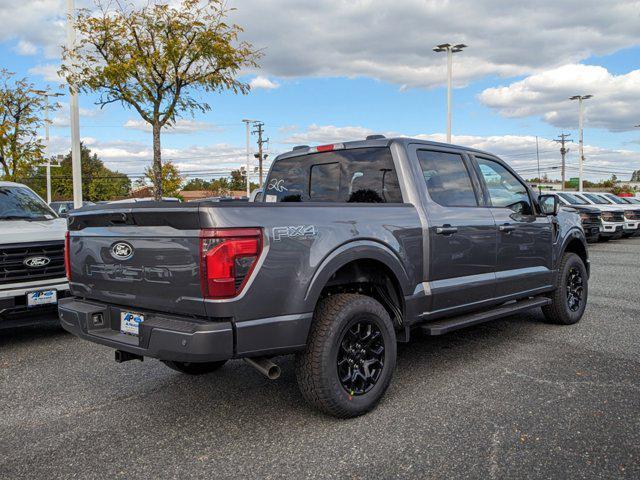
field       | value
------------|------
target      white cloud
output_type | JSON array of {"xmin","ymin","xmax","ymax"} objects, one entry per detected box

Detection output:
[
  {"xmin": 28, "ymin": 63, "xmax": 62, "ymax": 83},
  {"xmin": 283, "ymin": 124, "xmax": 377, "ymax": 144},
  {"xmin": 249, "ymin": 76, "xmax": 280, "ymax": 90},
  {"xmin": 230, "ymin": 0, "xmax": 640, "ymax": 88},
  {"xmin": 123, "ymin": 118, "xmax": 221, "ymax": 134},
  {"xmin": 3, "ymin": 1, "xmax": 640, "ymax": 88},
  {"xmin": 479, "ymin": 64, "xmax": 640, "ymax": 132},
  {"xmin": 47, "ymin": 135, "xmax": 256, "ymax": 176},
  {"xmin": 14, "ymin": 40, "xmax": 37, "ymax": 55},
  {"xmin": 278, "ymin": 125, "xmax": 640, "ymax": 180}
]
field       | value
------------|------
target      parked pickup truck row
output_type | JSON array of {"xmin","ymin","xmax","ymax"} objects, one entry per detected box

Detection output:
[
  {"xmin": 555, "ymin": 191, "xmax": 640, "ymax": 241},
  {"xmin": 58, "ymin": 136, "xmax": 592, "ymax": 417}
]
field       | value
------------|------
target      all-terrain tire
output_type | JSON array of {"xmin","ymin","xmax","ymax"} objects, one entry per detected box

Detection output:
[
  {"xmin": 542, "ymin": 252, "xmax": 588, "ymax": 325},
  {"xmin": 295, "ymin": 293, "xmax": 397, "ymax": 418},
  {"xmin": 162, "ymin": 360, "xmax": 227, "ymax": 375}
]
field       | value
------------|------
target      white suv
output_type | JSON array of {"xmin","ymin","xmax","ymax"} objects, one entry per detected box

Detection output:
[{"xmin": 0, "ymin": 181, "xmax": 69, "ymax": 328}]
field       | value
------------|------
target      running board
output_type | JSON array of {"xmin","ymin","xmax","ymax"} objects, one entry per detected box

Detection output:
[{"xmin": 420, "ymin": 297, "xmax": 551, "ymax": 336}]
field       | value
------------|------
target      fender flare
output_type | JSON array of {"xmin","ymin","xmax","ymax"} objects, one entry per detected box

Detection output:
[
  {"xmin": 557, "ymin": 227, "xmax": 589, "ymax": 271},
  {"xmin": 303, "ymin": 239, "xmax": 412, "ymax": 312}
]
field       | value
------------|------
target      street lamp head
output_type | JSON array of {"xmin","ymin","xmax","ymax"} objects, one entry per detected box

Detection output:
[
  {"xmin": 433, "ymin": 43, "xmax": 452, "ymax": 52},
  {"xmin": 433, "ymin": 43, "xmax": 467, "ymax": 53},
  {"xmin": 30, "ymin": 89, "xmax": 64, "ymax": 98},
  {"xmin": 569, "ymin": 94, "xmax": 593, "ymax": 101}
]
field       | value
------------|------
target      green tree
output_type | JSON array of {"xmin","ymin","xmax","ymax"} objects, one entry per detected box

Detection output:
[
  {"xmin": 24, "ymin": 144, "xmax": 130, "ymax": 201},
  {"xmin": 182, "ymin": 177, "xmax": 212, "ymax": 191},
  {"xmin": 631, "ymin": 170, "xmax": 640, "ymax": 182},
  {"xmin": 144, "ymin": 161, "xmax": 183, "ymax": 198},
  {"xmin": 0, "ymin": 70, "xmax": 52, "ymax": 180},
  {"xmin": 60, "ymin": 0, "xmax": 260, "ymax": 200}
]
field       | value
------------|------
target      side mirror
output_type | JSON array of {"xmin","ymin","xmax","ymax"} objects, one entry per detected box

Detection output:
[{"xmin": 539, "ymin": 194, "xmax": 559, "ymax": 216}]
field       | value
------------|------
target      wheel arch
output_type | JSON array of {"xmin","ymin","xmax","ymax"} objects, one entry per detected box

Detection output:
[
  {"xmin": 560, "ymin": 229, "xmax": 589, "ymax": 277},
  {"xmin": 304, "ymin": 240, "xmax": 411, "ymax": 327}
]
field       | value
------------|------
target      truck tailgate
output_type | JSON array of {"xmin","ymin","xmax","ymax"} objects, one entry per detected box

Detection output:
[{"xmin": 67, "ymin": 205, "xmax": 205, "ymax": 317}]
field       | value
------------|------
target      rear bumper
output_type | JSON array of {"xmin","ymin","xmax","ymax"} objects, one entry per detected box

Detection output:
[{"xmin": 58, "ymin": 297, "xmax": 312, "ymax": 362}]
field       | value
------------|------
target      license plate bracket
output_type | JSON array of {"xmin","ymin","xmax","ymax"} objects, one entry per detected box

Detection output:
[
  {"xmin": 27, "ymin": 290, "xmax": 57, "ymax": 307},
  {"xmin": 120, "ymin": 311, "xmax": 144, "ymax": 336}
]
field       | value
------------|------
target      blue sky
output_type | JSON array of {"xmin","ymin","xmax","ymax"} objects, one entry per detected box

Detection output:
[{"xmin": 1, "ymin": 0, "xmax": 639, "ymax": 182}]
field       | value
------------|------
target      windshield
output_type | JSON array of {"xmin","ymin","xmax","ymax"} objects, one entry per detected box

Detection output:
[
  {"xmin": 557, "ymin": 192, "xmax": 588, "ymax": 205},
  {"xmin": 583, "ymin": 193, "xmax": 611, "ymax": 205},
  {"xmin": 603, "ymin": 194, "xmax": 627, "ymax": 205},
  {"xmin": 0, "ymin": 186, "xmax": 57, "ymax": 220}
]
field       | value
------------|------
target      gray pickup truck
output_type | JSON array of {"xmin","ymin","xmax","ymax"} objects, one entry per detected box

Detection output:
[{"xmin": 59, "ymin": 136, "xmax": 590, "ymax": 417}]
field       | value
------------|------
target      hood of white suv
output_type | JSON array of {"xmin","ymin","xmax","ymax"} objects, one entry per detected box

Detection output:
[{"xmin": 0, "ymin": 218, "xmax": 67, "ymax": 245}]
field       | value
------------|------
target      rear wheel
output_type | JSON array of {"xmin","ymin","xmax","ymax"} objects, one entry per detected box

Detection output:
[
  {"xmin": 162, "ymin": 360, "xmax": 227, "ymax": 375},
  {"xmin": 295, "ymin": 293, "xmax": 397, "ymax": 418},
  {"xmin": 542, "ymin": 252, "xmax": 588, "ymax": 325}
]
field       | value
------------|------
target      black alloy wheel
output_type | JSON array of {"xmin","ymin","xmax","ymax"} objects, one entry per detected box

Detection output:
[
  {"xmin": 337, "ymin": 319, "xmax": 385, "ymax": 396},
  {"xmin": 566, "ymin": 267, "xmax": 584, "ymax": 312}
]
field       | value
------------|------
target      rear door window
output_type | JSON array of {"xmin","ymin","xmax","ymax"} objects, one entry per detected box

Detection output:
[{"xmin": 417, "ymin": 150, "xmax": 478, "ymax": 207}]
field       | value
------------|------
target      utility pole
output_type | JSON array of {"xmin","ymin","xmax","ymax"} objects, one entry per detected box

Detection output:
[
  {"xmin": 66, "ymin": 0, "xmax": 83, "ymax": 208},
  {"xmin": 241, "ymin": 119, "xmax": 256, "ymax": 196},
  {"xmin": 433, "ymin": 43, "xmax": 467, "ymax": 143},
  {"xmin": 535, "ymin": 136, "xmax": 541, "ymax": 182},
  {"xmin": 251, "ymin": 122, "xmax": 268, "ymax": 188},
  {"xmin": 554, "ymin": 133, "xmax": 572, "ymax": 190},
  {"xmin": 31, "ymin": 90, "xmax": 63, "ymax": 204},
  {"xmin": 569, "ymin": 95, "xmax": 593, "ymax": 192}
]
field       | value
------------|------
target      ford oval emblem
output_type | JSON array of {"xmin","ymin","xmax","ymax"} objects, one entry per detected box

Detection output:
[
  {"xmin": 111, "ymin": 242, "xmax": 134, "ymax": 260},
  {"xmin": 24, "ymin": 256, "xmax": 51, "ymax": 268}
]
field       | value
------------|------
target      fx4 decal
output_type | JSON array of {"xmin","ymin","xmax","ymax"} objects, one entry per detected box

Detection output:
[{"xmin": 272, "ymin": 225, "xmax": 317, "ymax": 241}]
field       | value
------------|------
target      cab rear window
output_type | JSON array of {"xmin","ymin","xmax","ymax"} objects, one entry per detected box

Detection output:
[{"xmin": 264, "ymin": 147, "xmax": 402, "ymax": 203}]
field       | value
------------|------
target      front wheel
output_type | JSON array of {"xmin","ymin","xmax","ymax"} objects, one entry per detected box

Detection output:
[
  {"xmin": 295, "ymin": 293, "xmax": 397, "ymax": 418},
  {"xmin": 542, "ymin": 252, "xmax": 588, "ymax": 325},
  {"xmin": 162, "ymin": 360, "xmax": 227, "ymax": 375}
]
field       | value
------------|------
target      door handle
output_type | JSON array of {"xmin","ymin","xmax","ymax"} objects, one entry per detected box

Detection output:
[
  {"xmin": 499, "ymin": 224, "xmax": 516, "ymax": 233},
  {"xmin": 436, "ymin": 226, "xmax": 458, "ymax": 235}
]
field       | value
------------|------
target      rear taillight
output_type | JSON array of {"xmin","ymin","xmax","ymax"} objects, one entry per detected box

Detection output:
[
  {"xmin": 200, "ymin": 228, "xmax": 262, "ymax": 299},
  {"xmin": 64, "ymin": 231, "xmax": 71, "ymax": 281}
]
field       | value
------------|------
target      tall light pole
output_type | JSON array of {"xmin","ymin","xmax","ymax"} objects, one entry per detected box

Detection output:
[
  {"xmin": 433, "ymin": 43, "xmax": 467, "ymax": 143},
  {"xmin": 31, "ymin": 90, "xmax": 63, "ymax": 204},
  {"xmin": 242, "ymin": 119, "xmax": 256, "ymax": 196},
  {"xmin": 569, "ymin": 94, "xmax": 593, "ymax": 192},
  {"xmin": 66, "ymin": 0, "xmax": 83, "ymax": 208}
]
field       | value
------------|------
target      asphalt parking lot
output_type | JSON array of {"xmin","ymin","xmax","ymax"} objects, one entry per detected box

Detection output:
[{"xmin": 1, "ymin": 238, "xmax": 639, "ymax": 480}]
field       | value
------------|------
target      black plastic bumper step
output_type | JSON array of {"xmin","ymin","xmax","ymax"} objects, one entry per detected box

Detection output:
[{"xmin": 421, "ymin": 297, "xmax": 551, "ymax": 336}]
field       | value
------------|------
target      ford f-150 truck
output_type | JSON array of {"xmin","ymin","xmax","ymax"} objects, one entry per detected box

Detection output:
[
  {"xmin": 1, "ymin": 181, "xmax": 69, "ymax": 328},
  {"xmin": 59, "ymin": 137, "xmax": 590, "ymax": 417}
]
